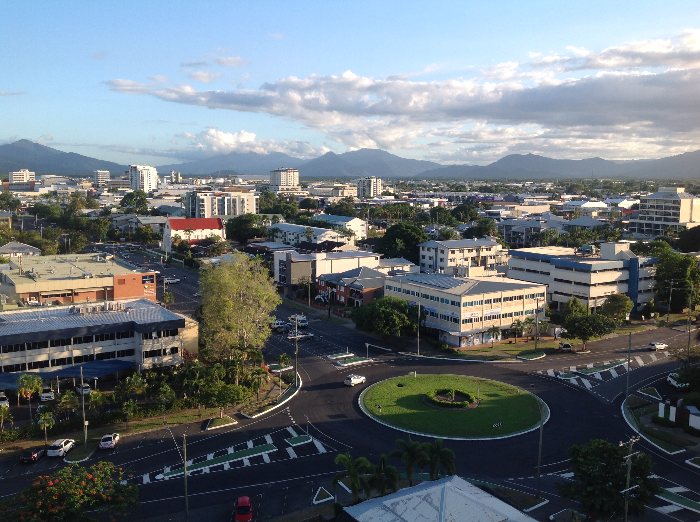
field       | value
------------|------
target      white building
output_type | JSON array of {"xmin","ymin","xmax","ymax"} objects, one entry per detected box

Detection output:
[
  {"xmin": 9, "ymin": 169, "xmax": 35, "ymax": 183},
  {"xmin": 507, "ymin": 242, "xmax": 656, "ymax": 313},
  {"xmin": 267, "ymin": 223, "xmax": 352, "ymax": 246},
  {"xmin": 269, "ymin": 167, "xmax": 305, "ymax": 196},
  {"xmin": 129, "ymin": 165, "xmax": 159, "ymax": 193},
  {"xmin": 562, "ymin": 200, "xmax": 609, "ymax": 216},
  {"xmin": 628, "ymin": 187, "xmax": 700, "ymax": 236},
  {"xmin": 356, "ymin": 176, "xmax": 383, "ymax": 198},
  {"xmin": 184, "ymin": 190, "xmax": 259, "ymax": 219},
  {"xmin": 163, "ymin": 218, "xmax": 226, "ymax": 252},
  {"xmin": 314, "ymin": 214, "xmax": 367, "ymax": 240},
  {"xmin": 418, "ymin": 238, "xmax": 508, "ymax": 274},
  {"xmin": 93, "ymin": 170, "xmax": 110, "ymax": 186}
]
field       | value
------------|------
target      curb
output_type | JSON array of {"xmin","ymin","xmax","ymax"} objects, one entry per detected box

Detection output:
[
  {"xmin": 205, "ymin": 417, "xmax": 238, "ymax": 430},
  {"xmin": 397, "ymin": 352, "xmax": 521, "ymax": 364},
  {"xmin": 620, "ymin": 398, "xmax": 685, "ymax": 455},
  {"xmin": 240, "ymin": 374, "xmax": 302, "ymax": 419},
  {"xmin": 523, "ymin": 499, "xmax": 550, "ymax": 512},
  {"xmin": 685, "ymin": 458, "xmax": 700, "ymax": 469},
  {"xmin": 358, "ymin": 374, "xmax": 550, "ymax": 441},
  {"xmin": 64, "ymin": 446, "xmax": 97, "ymax": 464},
  {"xmin": 517, "ymin": 353, "xmax": 546, "ymax": 361}
]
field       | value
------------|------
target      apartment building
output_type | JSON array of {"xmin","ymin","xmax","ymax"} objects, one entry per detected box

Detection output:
[
  {"xmin": 418, "ymin": 238, "xmax": 508, "ymax": 274},
  {"xmin": 0, "ymin": 298, "xmax": 199, "ymax": 373},
  {"xmin": 273, "ymin": 250, "xmax": 380, "ymax": 287},
  {"xmin": 384, "ymin": 273, "xmax": 546, "ymax": 347},
  {"xmin": 628, "ymin": 187, "xmax": 700, "ymax": 236},
  {"xmin": 9, "ymin": 169, "xmax": 35, "ymax": 183},
  {"xmin": 93, "ymin": 170, "xmax": 110, "ymax": 186},
  {"xmin": 316, "ymin": 267, "xmax": 386, "ymax": 307},
  {"xmin": 184, "ymin": 189, "xmax": 259, "ymax": 219},
  {"xmin": 507, "ymin": 242, "xmax": 656, "ymax": 313},
  {"xmin": 314, "ymin": 214, "xmax": 367, "ymax": 240},
  {"xmin": 129, "ymin": 165, "xmax": 159, "ymax": 193},
  {"xmin": 267, "ymin": 223, "xmax": 352, "ymax": 247},
  {"xmin": 357, "ymin": 177, "xmax": 383, "ymax": 198},
  {"xmin": 270, "ymin": 168, "xmax": 299, "ymax": 189}
]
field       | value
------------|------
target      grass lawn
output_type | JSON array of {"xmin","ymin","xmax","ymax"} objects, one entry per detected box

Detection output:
[
  {"xmin": 626, "ymin": 395, "xmax": 652, "ymax": 409},
  {"xmin": 362, "ymin": 375, "xmax": 543, "ymax": 438},
  {"xmin": 208, "ymin": 415, "xmax": 236, "ymax": 429},
  {"xmin": 65, "ymin": 441, "xmax": 98, "ymax": 462},
  {"xmin": 639, "ymin": 387, "xmax": 662, "ymax": 400}
]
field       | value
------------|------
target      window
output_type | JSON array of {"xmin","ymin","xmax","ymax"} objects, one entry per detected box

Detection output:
[
  {"xmin": 493, "ymin": 298, "xmax": 501, "ymax": 303},
  {"xmin": 96, "ymin": 351, "xmax": 116, "ymax": 360},
  {"xmin": 27, "ymin": 360, "xmax": 50, "ymax": 370},
  {"xmin": 116, "ymin": 331, "xmax": 135, "ymax": 339},
  {"xmin": 142, "ymin": 274, "xmax": 155, "ymax": 284},
  {"xmin": 95, "ymin": 333, "xmax": 116, "ymax": 342},
  {"xmin": 428, "ymin": 256, "xmax": 433, "ymax": 260},
  {"xmin": 439, "ymin": 258, "xmax": 444, "ymax": 263},
  {"xmin": 462, "ymin": 318, "xmax": 473, "ymax": 324},
  {"xmin": 421, "ymin": 293, "xmax": 429, "ymax": 299},
  {"xmin": 386, "ymin": 285, "xmax": 391, "ymax": 289},
  {"xmin": 440, "ymin": 249, "xmax": 445, "ymax": 253},
  {"xmin": 50, "ymin": 338, "xmax": 72, "ymax": 347},
  {"xmin": 474, "ymin": 300, "xmax": 483, "ymax": 306},
  {"xmin": 27, "ymin": 341, "xmax": 49, "ymax": 350},
  {"xmin": 525, "ymin": 309, "xmax": 534, "ymax": 315},
  {"xmin": 421, "ymin": 255, "xmax": 425, "ymax": 259},
  {"xmin": 73, "ymin": 354, "xmax": 95, "ymax": 364},
  {"xmin": 484, "ymin": 299, "xmax": 492, "ymax": 305},
  {"xmin": 117, "ymin": 348, "xmax": 135, "ymax": 358},
  {"xmin": 73, "ymin": 336, "xmax": 94, "ymax": 345}
]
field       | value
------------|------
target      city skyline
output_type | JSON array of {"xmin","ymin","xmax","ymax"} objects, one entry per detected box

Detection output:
[{"xmin": 1, "ymin": 1, "xmax": 700, "ymax": 167}]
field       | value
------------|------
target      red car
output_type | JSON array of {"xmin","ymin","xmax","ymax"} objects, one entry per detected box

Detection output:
[{"xmin": 233, "ymin": 496, "xmax": 253, "ymax": 522}]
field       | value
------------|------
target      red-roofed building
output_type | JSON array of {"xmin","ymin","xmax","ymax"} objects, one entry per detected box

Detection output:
[{"xmin": 163, "ymin": 218, "xmax": 226, "ymax": 253}]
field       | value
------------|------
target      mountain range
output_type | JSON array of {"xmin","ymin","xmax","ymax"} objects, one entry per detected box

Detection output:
[{"xmin": 2, "ymin": 139, "xmax": 700, "ymax": 180}]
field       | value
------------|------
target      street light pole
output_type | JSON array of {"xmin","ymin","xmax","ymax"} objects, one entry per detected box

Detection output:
[
  {"xmin": 625, "ymin": 333, "xmax": 632, "ymax": 402},
  {"xmin": 294, "ymin": 317, "xmax": 299, "ymax": 388},
  {"xmin": 536, "ymin": 401, "xmax": 544, "ymax": 499},
  {"xmin": 621, "ymin": 436, "xmax": 640, "ymax": 522},
  {"xmin": 666, "ymin": 280, "xmax": 675, "ymax": 324},
  {"xmin": 81, "ymin": 366, "xmax": 87, "ymax": 451},
  {"xmin": 417, "ymin": 299, "xmax": 421, "ymax": 356},
  {"xmin": 183, "ymin": 434, "xmax": 189, "ymax": 522}
]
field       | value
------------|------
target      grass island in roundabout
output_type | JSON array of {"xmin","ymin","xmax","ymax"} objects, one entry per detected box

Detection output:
[{"xmin": 360, "ymin": 374, "xmax": 548, "ymax": 440}]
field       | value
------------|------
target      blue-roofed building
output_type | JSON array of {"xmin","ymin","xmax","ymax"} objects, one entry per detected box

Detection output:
[{"xmin": 0, "ymin": 299, "xmax": 198, "ymax": 374}]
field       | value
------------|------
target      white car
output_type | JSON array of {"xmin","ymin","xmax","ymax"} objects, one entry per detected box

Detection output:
[
  {"xmin": 667, "ymin": 373, "xmax": 690, "ymax": 390},
  {"xmin": 40, "ymin": 387, "xmax": 55, "ymax": 401},
  {"xmin": 287, "ymin": 332, "xmax": 314, "ymax": 341},
  {"xmin": 164, "ymin": 277, "xmax": 180, "ymax": 284},
  {"xmin": 99, "ymin": 433, "xmax": 120, "ymax": 450},
  {"xmin": 75, "ymin": 383, "xmax": 91, "ymax": 396},
  {"xmin": 0, "ymin": 392, "xmax": 9, "ymax": 408},
  {"xmin": 344, "ymin": 374, "xmax": 366, "ymax": 386},
  {"xmin": 47, "ymin": 439, "xmax": 75, "ymax": 457},
  {"xmin": 648, "ymin": 342, "xmax": 668, "ymax": 351},
  {"xmin": 273, "ymin": 320, "xmax": 289, "ymax": 329}
]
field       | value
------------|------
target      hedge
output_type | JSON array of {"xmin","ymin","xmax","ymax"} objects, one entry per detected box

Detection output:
[
  {"xmin": 426, "ymin": 389, "xmax": 474, "ymax": 409},
  {"xmin": 651, "ymin": 414, "xmax": 676, "ymax": 428}
]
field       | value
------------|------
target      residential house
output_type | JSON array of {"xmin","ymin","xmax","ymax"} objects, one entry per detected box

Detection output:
[
  {"xmin": 267, "ymin": 223, "xmax": 352, "ymax": 247},
  {"xmin": 0, "ymin": 241, "xmax": 41, "ymax": 258}
]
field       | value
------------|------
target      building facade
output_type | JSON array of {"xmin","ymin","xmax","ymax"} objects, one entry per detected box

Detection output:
[
  {"xmin": 10, "ymin": 169, "xmax": 35, "ymax": 183},
  {"xmin": 184, "ymin": 190, "xmax": 259, "ymax": 219},
  {"xmin": 267, "ymin": 223, "xmax": 352, "ymax": 247},
  {"xmin": 0, "ymin": 299, "xmax": 199, "ymax": 373},
  {"xmin": 316, "ymin": 267, "xmax": 385, "ymax": 307},
  {"xmin": 628, "ymin": 187, "xmax": 700, "ymax": 236},
  {"xmin": 93, "ymin": 170, "xmax": 110, "ymax": 186},
  {"xmin": 163, "ymin": 218, "xmax": 226, "ymax": 252},
  {"xmin": 314, "ymin": 214, "xmax": 367, "ymax": 240},
  {"xmin": 418, "ymin": 238, "xmax": 508, "ymax": 274},
  {"xmin": 384, "ymin": 273, "xmax": 546, "ymax": 347},
  {"xmin": 507, "ymin": 243, "xmax": 656, "ymax": 313},
  {"xmin": 129, "ymin": 165, "xmax": 159, "ymax": 193},
  {"xmin": 357, "ymin": 177, "xmax": 383, "ymax": 198}
]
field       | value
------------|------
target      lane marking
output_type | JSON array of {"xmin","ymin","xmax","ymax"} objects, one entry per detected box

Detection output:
[
  {"xmin": 610, "ymin": 368, "xmax": 618, "ymax": 378},
  {"xmin": 247, "ymin": 440, "xmax": 253, "ymax": 449},
  {"xmin": 265, "ymin": 435, "xmax": 273, "ymax": 444},
  {"xmin": 634, "ymin": 356, "xmax": 644, "ymax": 366},
  {"xmin": 547, "ymin": 370, "xmax": 555, "ymax": 377},
  {"xmin": 262, "ymin": 453, "xmax": 270, "ymax": 463},
  {"xmin": 667, "ymin": 487, "xmax": 689, "ymax": 493},
  {"xmin": 143, "ymin": 474, "xmax": 150, "ymax": 484},
  {"xmin": 313, "ymin": 438, "xmax": 327, "ymax": 454},
  {"xmin": 594, "ymin": 372, "xmax": 602, "ymax": 380},
  {"xmin": 243, "ymin": 458, "xmax": 250, "ymax": 467},
  {"xmin": 286, "ymin": 427, "xmax": 298, "ymax": 437},
  {"xmin": 650, "ymin": 354, "xmax": 658, "ymax": 362},
  {"xmin": 286, "ymin": 447, "xmax": 297, "ymax": 459},
  {"xmin": 581, "ymin": 379, "xmax": 592, "ymax": 390}
]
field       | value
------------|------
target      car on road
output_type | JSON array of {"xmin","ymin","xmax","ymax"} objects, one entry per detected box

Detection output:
[
  {"xmin": 164, "ymin": 277, "xmax": 180, "ymax": 284},
  {"xmin": 344, "ymin": 374, "xmax": 366, "ymax": 386},
  {"xmin": 20, "ymin": 448, "xmax": 46, "ymax": 463},
  {"xmin": 99, "ymin": 433, "xmax": 120, "ymax": 449},
  {"xmin": 0, "ymin": 391, "xmax": 9, "ymax": 408},
  {"xmin": 559, "ymin": 342, "xmax": 573, "ymax": 352},
  {"xmin": 667, "ymin": 372, "xmax": 690, "ymax": 390},
  {"xmin": 233, "ymin": 496, "xmax": 253, "ymax": 522},
  {"xmin": 40, "ymin": 387, "xmax": 55, "ymax": 401},
  {"xmin": 75, "ymin": 383, "xmax": 91, "ymax": 396},
  {"xmin": 47, "ymin": 439, "xmax": 75, "ymax": 457},
  {"xmin": 287, "ymin": 332, "xmax": 314, "ymax": 341},
  {"xmin": 648, "ymin": 342, "xmax": 668, "ymax": 351}
]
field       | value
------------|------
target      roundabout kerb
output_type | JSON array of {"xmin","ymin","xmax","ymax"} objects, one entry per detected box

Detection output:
[{"xmin": 358, "ymin": 374, "xmax": 550, "ymax": 441}]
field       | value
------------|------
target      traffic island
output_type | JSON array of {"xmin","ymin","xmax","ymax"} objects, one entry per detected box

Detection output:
[{"xmin": 360, "ymin": 374, "xmax": 548, "ymax": 440}]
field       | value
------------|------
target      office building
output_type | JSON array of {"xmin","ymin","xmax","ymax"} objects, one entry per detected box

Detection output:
[
  {"xmin": 628, "ymin": 187, "xmax": 700, "ymax": 236},
  {"xmin": 507, "ymin": 242, "xmax": 656, "ymax": 313},
  {"xmin": 270, "ymin": 168, "xmax": 299, "ymax": 189},
  {"xmin": 384, "ymin": 273, "xmax": 546, "ymax": 347},
  {"xmin": 9, "ymin": 169, "xmax": 35, "ymax": 183},
  {"xmin": 357, "ymin": 177, "xmax": 383, "ymax": 198},
  {"xmin": 170, "ymin": 171, "xmax": 182, "ymax": 184},
  {"xmin": 418, "ymin": 238, "xmax": 508, "ymax": 274},
  {"xmin": 93, "ymin": 170, "xmax": 110, "ymax": 186},
  {"xmin": 129, "ymin": 165, "xmax": 159, "ymax": 193}
]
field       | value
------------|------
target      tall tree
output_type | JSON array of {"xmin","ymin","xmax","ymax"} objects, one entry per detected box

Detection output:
[
  {"xmin": 351, "ymin": 296, "xmax": 418, "ymax": 338},
  {"xmin": 600, "ymin": 294, "xmax": 634, "ymax": 325},
  {"xmin": 119, "ymin": 190, "xmax": 149, "ymax": 214},
  {"xmin": 655, "ymin": 250, "xmax": 700, "ymax": 313},
  {"xmin": 423, "ymin": 438, "xmax": 456, "ymax": 480},
  {"xmin": 563, "ymin": 314, "xmax": 615, "ymax": 352},
  {"xmin": 487, "ymin": 325, "xmax": 501, "ymax": 348},
  {"xmin": 37, "ymin": 411, "xmax": 55, "ymax": 445},
  {"xmin": 562, "ymin": 297, "xmax": 588, "ymax": 321},
  {"xmin": 331, "ymin": 453, "xmax": 372, "ymax": 504},
  {"xmin": 199, "ymin": 253, "xmax": 281, "ymax": 362},
  {"xmin": 17, "ymin": 373, "xmax": 42, "ymax": 422},
  {"xmin": 0, "ymin": 404, "xmax": 13, "ymax": 432},
  {"xmin": 369, "ymin": 454, "xmax": 400, "ymax": 497},
  {"xmin": 375, "ymin": 222, "xmax": 429, "ymax": 265},
  {"xmin": 325, "ymin": 197, "xmax": 357, "ymax": 217},
  {"xmin": 558, "ymin": 439, "xmax": 659, "ymax": 522},
  {"xmin": 391, "ymin": 436, "xmax": 429, "ymax": 486}
]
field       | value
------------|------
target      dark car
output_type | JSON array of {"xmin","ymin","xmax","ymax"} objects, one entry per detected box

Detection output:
[{"xmin": 20, "ymin": 448, "xmax": 46, "ymax": 463}]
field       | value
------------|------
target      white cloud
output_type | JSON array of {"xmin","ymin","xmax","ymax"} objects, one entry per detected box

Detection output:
[
  {"xmin": 215, "ymin": 56, "xmax": 245, "ymax": 67},
  {"xmin": 181, "ymin": 61, "xmax": 208, "ymax": 68},
  {"xmin": 184, "ymin": 128, "xmax": 329, "ymax": 159},
  {"xmin": 481, "ymin": 61, "xmax": 519, "ymax": 80},
  {"xmin": 42, "ymin": 134, "xmax": 53, "ymax": 141},
  {"xmin": 0, "ymin": 91, "xmax": 26, "ymax": 96},
  {"xmin": 149, "ymin": 75, "xmax": 170, "ymax": 83},
  {"xmin": 187, "ymin": 71, "xmax": 221, "ymax": 83}
]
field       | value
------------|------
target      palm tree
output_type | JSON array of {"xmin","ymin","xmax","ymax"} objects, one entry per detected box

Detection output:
[
  {"xmin": 249, "ymin": 367, "xmax": 270, "ymax": 399},
  {"xmin": 511, "ymin": 319, "xmax": 524, "ymax": 344},
  {"xmin": 487, "ymin": 325, "xmax": 501, "ymax": 348},
  {"xmin": 423, "ymin": 439, "xmax": 456, "ymax": 480},
  {"xmin": 523, "ymin": 317, "xmax": 536, "ymax": 339},
  {"xmin": 331, "ymin": 453, "xmax": 372, "ymax": 504},
  {"xmin": 0, "ymin": 404, "xmax": 13, "ymax": 432},
  {"xmin": 88, "ymin": 389, "xmax": 107, "ymax": 413},
  {"xmin": 17, "ymin": 374, "xmax": 42, "ymax": 422},
  {"xmin": 369, "ymin": 454, "xmax": 400, "ymax": 496},
  {"xmin": 57, "ymin": 391, "xmax": 79, "ymax": 421},
  {"xmin": 391, "ymin": 436, "xmax": 429, "ymax": 486},
  {"xmin": 37, "ymin": 411, "xmax": 55, "ymax": 445}
]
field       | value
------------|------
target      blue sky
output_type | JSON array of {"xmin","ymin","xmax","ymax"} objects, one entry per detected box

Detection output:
[{"xmin": 1, "ymin": 1, "xmax": 699, "ymax": 166}]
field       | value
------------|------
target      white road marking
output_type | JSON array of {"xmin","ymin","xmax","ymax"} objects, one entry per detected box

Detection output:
[
  {"xmin": 569, "ymin": 366, "xmax": 577, "ymax": 372},
  {"xmin": 581, "ymin": 379, "xmax": 592, "ymax": 390},
  {"xmin": 202, "ymin": 467, "xmax": 210, "ymax": 474},
  {"xmin": 262, "ymin": 453, "xmax": 271, "ymax": 463},
  {"xmin": 223, "ymin": 463, "xmax": 230, "ymax": 470},
  {"xmin": 594, "ymin": 372, "xmax": 602, "ymax": 380},
  {"xmin": 654, "ymin": 505, "xmax": 683, "ymax": 514},
  {"xmin": 227, "ymin": 447, "xmax": 234, "ymax": 454},
  {"xmin": 603, "ymin": 361, "xmax": 610, "ymax": 365},
  {"xmin": 666, "ymin": 487, "xmax": 689, "ymax": 493},
  {"xmin": 286, "ymin": 427, "xmax": 298, "ymax": 437},
  {"xmin": 163, "ymin": 466, "xmax": 171, "ymax": 474},
  {"xmin": 247, "ymin": 440, "xmax": 253, "ymax": 449},
  {"xmin": 265, "ymin": 434, "xmax": 273, "ymax": 444},
  {"xmin": 634, "ymin": 356, "xmax": 644, "ymax": 366},
  {"xmin": 586, "ymin": 363, "xmax": 593, "ymax": 368},
  {"xmin": 547, "ymin": 369, "xmax": 555, "ymax": 377},
  {"xmin": 650, "ymin": 354, "xmax": 658, "ymax": 362},
  {"xmin": 143, "ymin": 474, "xmax": 150, "ymax": 484},
  {"xmin": 207, "ymin": 453, "xmax": 214, "ymax": 460},
  {"xmin": 286, "ymin": 447, "xmax": 297, "ymax": 458},
  {"xmin": 610, "ymin": 368, "xmax": 618, "ymax": 378},
  {"xmin": 313, "ymin": 438, "xmax": 327, "ymax": 454},
  {"xmin": 559, "ymin": 472, "xmax": 575, "ymax": 478}
]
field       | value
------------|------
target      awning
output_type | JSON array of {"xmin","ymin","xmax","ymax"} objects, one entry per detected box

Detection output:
[{"xmin": 0, "ymin": 360, "xmax": 137, "ymax": 389}]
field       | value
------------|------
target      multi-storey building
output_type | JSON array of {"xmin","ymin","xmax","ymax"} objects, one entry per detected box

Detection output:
[
  {"xmin": 357, "ymin": 177, "xmax": 383, "ymax": 198},
  {"xmin": 93, "ymin": 170, "xmax": 110, "ymax": 186},
  {"xmin": 184, "ymin": 189, "xmax": 259, "ymax": 219},
  {"xmin": 270, "ymin": 168, "xmax": 299, "ymax": 188},
  {"xmin": 9, "ymin": 169, "xmax": 35, "ymax": 183},
  {"xmin": 384, "ymin": 273, "xmax": 546, "ymax": 347},
  {"xmin": 0, "ymin": 298, "xmax": 198, "ymax": 373},
  {"xmin": 267, "ymin": 223, "xmax": 352, "ymax": 247},
  {"xmin": 129, "ymin": 165, "xmax": 159, "ymax": 193},
  {"xmin": 163, "ymin": 218, "xmax": 226, "ymax": 252},
  {"xmin": 507, "ymin": 242, "xmax": 656, "ymax": 313},
  {"xmin": 418, "ymin": 238, "xmax": 508, "ymax": 274},
  {"xmin": 314, "ymin": 214, "xmax": 367, "ymax": 240},
  {"xmin": 628, "ymin": 187, "xmax": 700, "ymax": 236}
]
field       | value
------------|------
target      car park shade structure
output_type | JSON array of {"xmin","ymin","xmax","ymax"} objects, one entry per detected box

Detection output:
[{"xmin": 0, "ymin": 360, "xmax": 136, "ymax": 390}]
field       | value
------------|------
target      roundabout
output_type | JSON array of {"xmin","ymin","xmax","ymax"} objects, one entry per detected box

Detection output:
[{"xmin": 359, "ymin": 374, "xmax": 549, "ymax": 440}]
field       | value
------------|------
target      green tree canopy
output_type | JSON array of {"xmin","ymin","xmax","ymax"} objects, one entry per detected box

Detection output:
[
  {"xmin": 630, "ymin": 239, "xmax": 672, "ymax": 256},
  {"xmin": 461, "ymin": 217, "xmax": 497, "ymax": 239},
  {"xmin": 562, "ymin": 297, "xmax": 588, "ymax": 321},
  {"xmin": 374, "ymin": 222, "xmax": 429, "ymax": 264},
  {"xmin": 325, "ymin": 196, "xmax": 357, "ymax": 217},
  {"xmin": 225, "ymin": 214, "xmax": 266, "ymax": 245},
  {"xmin": 132, "ymin": 225, "xmax": 161, "ymax": 244},
  {"xmin": 119, "ymin": 190, "xmax": 149, "ymax": 214},
  {"xmin": 450, "ymin": 203, "xmax": 479, "ymax": 223},
  {"xmin": 558, "ymin": 439, "xmax": 659, "ymax": 522},
  {"xmin": 676, "ymin": 227, "xmax": 700, "ymax": 253},
  {"xmin": 429, "ymin": 206, "xmax": 458, "ymax": 226},
  {"xmin": 600, "ymin": 294, "xmax": 634, "ymax": 325},
  {"xmin": 563, "ymin": 314, "xmax": 615, "ymax": 352},
  {"xmin": 351, "ymin": 296, "xmax": 419, "ymax": 338},
  {"xmin": 299, "ymin": 198, "xmax": 319, "ymax": 210},
  {"xmin": 655, "ymin": 250, "xmax": 700, "ymax": 312}
]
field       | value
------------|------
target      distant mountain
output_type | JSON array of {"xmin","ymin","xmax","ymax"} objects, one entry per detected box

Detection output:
[
  {"xmin": 158, "ymin": 151, "xmax": 304, "ymax": 176},
  {"xmin": 0, "ymin": 139, "xmax": 126, "ymax": 175}
]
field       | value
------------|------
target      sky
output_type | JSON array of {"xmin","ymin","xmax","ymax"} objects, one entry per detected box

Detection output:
[{"xmin": 2, "ymin": 1, "xmax": 700, "ymax": 167}]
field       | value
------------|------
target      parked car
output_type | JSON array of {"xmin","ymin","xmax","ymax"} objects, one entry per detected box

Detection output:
[
  {"xmin": 99, "ymin": 433, "xmax": 120, "ymax": 449},
  {"xmin": 296, "ymin": 318, "xmax": 309, "ymax": 327},
  {"xmin": 75, "ymin": 383, "xmax": 91, "ymax": 396},
  {"xmin": 164, "ymin": 277, "xmax": 180, "ymax": 284},
  {"xmin": 233, "ymin": 496, "xmax": 253, "ymax": 522},
  {"xmin": 559, "ymin": 342, "xmax": 573, "ymax": 352},
  {"xmin": 40, "ymin": 387, "xmax": 55, "ymax": 401},
  {"xmin": 287, "ymin": 332, "xmax": 314, "ymax": 341},
  {"xmin": 276, "ymin": 324, "xmax": 292, "ymax": 333},
  {"xmin": 0, "ymin": 391, "xmax": 9, "ymax": 408},
  {"xmin": 272, "ymin": 320, "xmax": 289, "ymax": 329},
  {"xmin": 47, "ymin": 439, "xmax": 75, "ymax": 457},
  {"xmin": 344, "ymin": 374, "xmax": 366, "ymax": 386},
  {"xmin": 667, "ymin": 372, "xmax": 690, "ymax": 390},
  {"xmin": 193, "ymin": 291, "xmax": 203, "ymax": 297},
  {"xmin": 289, "ymin": 314, "xmax": 306, "ymax": 323},
  {"xmin": 20, "ymin": 448, "xmax": 46, "ymax": 463},
  {"xmin": 648, "ymin": 342, "xmax": 668, "ymax": 351}
]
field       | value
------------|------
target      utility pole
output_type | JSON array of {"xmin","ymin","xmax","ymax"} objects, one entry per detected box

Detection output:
[
  {"xmin": 688, "ymin": 285, "xmax": 694, "ymax": 366},
  {"xmin": 417, "ymin": 299, "xmax": 421, "ymax": 356},
  {"xmin": 666, "ymin": 280, "xmax": 675, "ymax": 324},
  {"xmin": 534, "ymin": 296, "xmax": 541, "ymax": 351},
  {"xmin": 81, "ymin": 366, "xmax": 87, "ymax": 451},
  {"xmin": 625, "ymin": 333, "xmax": 632, "ymax": 402},
  {"xmin": 294, "ymin": 317, "xmax": 299, "ymax": 388},
  {"xmin": 620, "ymin": 436, "xmax": 640, "ymax": 522},
  {"xmin": 536, "ymin": 401, "xmax": 544, "ymax": 499},
  {"xmin": 183, "ymin": 434, "xmax": 189, "ymax": 522}
]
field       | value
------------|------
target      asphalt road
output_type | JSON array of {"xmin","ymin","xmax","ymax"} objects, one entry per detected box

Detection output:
[{"xmin": 3, "ymin": 256, "xmax": 699, "ymax": 521}]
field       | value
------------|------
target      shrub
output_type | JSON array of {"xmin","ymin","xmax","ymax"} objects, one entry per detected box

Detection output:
[
  {"xmin": 685, "ymin": 425, "xmax": 700, "ymax": 437},
  {"xmin": 426, "ymin": 388, "xmax": 473, "ymax": 408},
  {"xmin": 651, "ymin": 414, "xmax": 675, "ymax": 428}
]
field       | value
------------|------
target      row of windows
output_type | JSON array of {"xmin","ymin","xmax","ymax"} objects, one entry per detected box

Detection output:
[
  {"xmin": 2, "ymin": 330, "xmax": 139, "ymax": 354},
  {"xmin": 1, "ymin": 350, "xmax": 136, "ymax": 373},
  {"xmin": 142, "ymin": 329, "xmax": 179, "ymax": 340},
  {"xmin": 144, "ymin": 347, "xmax": 179, "ymax": 359},
  {"xmin": 96, "ymin": 349, "xmax": 136, "ymax": 360}
]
